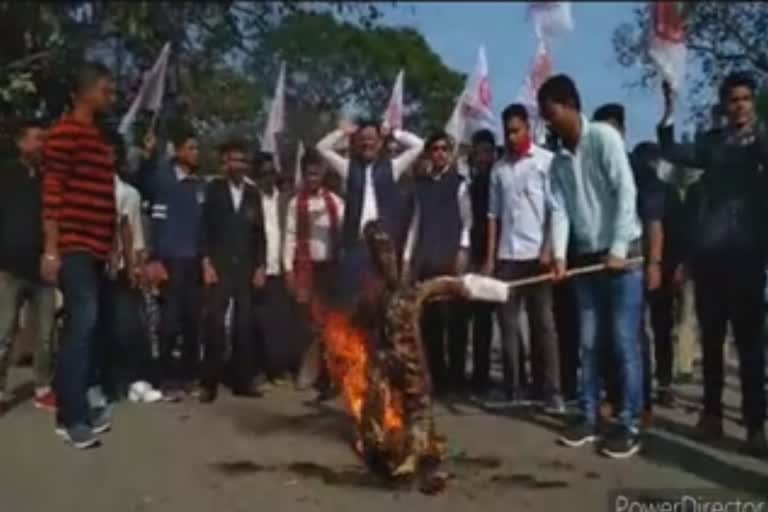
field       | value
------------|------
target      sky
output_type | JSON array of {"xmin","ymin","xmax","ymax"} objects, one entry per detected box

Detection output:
[{"xmin": 378, "ymin": 1, "xmax": 691, "ymax": 147}]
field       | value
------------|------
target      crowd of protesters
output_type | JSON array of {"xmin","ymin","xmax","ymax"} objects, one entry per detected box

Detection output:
[{"xmin": 0, "ymin": 60, "xmax": 766, "ymax": 461}]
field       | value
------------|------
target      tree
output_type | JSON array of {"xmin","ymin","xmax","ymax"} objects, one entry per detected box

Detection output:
[
  {"xmin": 0, "ymin": 1, "xmax": 388, "ymax": 155},
  {"xmin": 250, "ymin": 11, "xmax": 465, "ymax": 145},
  {"xmin": 612, "ymin": 2, "xmax": 768, "ymax": 125}
]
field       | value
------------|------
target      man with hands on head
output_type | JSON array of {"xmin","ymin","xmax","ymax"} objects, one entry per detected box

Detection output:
[{"xmin": 315, "ymin": 119, "xmax": 424, "ymax": 304}]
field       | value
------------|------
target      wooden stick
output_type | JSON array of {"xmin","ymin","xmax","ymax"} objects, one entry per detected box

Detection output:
[{"xmin": 505, "ymin": 257, "xmax": 645, "ymax": 290}]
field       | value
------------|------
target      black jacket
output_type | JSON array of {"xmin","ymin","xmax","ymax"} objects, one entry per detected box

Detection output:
[
  {"xmin": 657, "ymin": 122, "xmax": 768, "ymax": 268},
  {"xmin": 201, "ymin": 177, "xmax": 266, "ymax": 278},
  {"xmin": 0, "ymin": 158, "xmax": 44, "ymax": 281}
]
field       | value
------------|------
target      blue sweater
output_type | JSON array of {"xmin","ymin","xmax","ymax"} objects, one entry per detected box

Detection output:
[{"xmin": 143, "ymin": 158, "xmax": 205, "ymax": 261}]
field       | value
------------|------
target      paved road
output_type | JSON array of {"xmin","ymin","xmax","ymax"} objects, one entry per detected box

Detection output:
[{"xmin": 1, "ymin": 366, "xmax": 767, "ymax": 512}]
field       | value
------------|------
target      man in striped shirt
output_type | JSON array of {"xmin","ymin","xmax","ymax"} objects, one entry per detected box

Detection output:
[{"xmin": 41, "ymin": 61, "xmax": 117, "ymax": 449}]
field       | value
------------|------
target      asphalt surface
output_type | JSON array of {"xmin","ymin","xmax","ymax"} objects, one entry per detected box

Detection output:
[{"xmin": 1, "ymin": 362, "xmax": 766, "ymax": 512}]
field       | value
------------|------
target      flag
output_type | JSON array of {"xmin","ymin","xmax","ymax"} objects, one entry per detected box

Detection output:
[
  {"xmin": 516, "ymin": 38, "xmax": 554, "ymax": 144},
  {"xmin": 294, "ymin": 139, "xmax": 305, "ymax": 189},
  {"xmin": 382, "ymin": 69, "xmax": 404, "ymax": 131},
  {"xmin": 648, "ymin": 1, "xmax": 687, "ymax": 93},
  {"xmin": 261, "ymin": 62, "xmax": 286, "ymax": 161},
  {"xmin": 528, "ymin": 2, "xmax": 573, "ymax": 41},
  {"xmin": 445, "ymin": 89, "xmax": 468, "ymax": 144},
  {"xmin": 445, "ymin": 46, "xmax": 495, "ymax": 145},
  {"xmin": 118, "ymin": 42, "xmax": 171, "ymax": 135}
]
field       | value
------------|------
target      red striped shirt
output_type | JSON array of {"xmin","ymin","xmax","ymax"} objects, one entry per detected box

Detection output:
[{"xmin": 42, "ymin": 116, "xmax": 116, "ymax": 260}]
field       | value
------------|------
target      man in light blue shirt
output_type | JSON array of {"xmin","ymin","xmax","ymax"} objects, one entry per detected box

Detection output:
[{"xmin": 538, "ymin": 74, "xmax": 644, "ymax": 459}]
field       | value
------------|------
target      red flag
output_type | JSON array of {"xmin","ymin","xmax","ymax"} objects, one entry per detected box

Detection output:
[
  {"xmin": 648, "ymin": 1, "xmax": 687, "ymax": 92},
  {"xmin": 653, "ymin": 1, "xmax": 685, "ymax": 43}
]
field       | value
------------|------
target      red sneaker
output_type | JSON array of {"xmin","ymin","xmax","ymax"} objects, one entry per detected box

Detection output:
[{"xmin": 34, "ymin": 391, "xmax": 57, "ymax": 412}]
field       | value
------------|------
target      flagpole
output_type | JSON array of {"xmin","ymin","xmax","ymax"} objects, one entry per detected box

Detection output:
[{"xmin": 148, "ymin": 108, "xmax": 161, "ymax": 135}]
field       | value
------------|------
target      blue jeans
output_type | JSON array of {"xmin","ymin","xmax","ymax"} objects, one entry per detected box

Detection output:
[
  {"xmin": 573, "ymin": 267, "xmax": 644, "ymax": 432},
  {"xmin": 54, "ymin": 252, "xmax": 109, "ymax": 428}
]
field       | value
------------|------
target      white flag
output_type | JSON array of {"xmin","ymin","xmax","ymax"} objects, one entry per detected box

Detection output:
[
  {"xmin": 444, "ymin": 46, "xmax": 495, "ymax": 145},
  {"xmin": 516, "ymin": 38, "xmax": 553, "ymax": 144},
  {"xmin": 261, "ymin": 62, "xmax": 286, "ymax": 158},
  {"xmin": 119, "ymin": 42, "xmax": 171, "ymax": 135},
  {"xmin": 528, "ymin": 2, "xmax": 574, "ymax": 40},
  {"xmin": 445, "ymin": 89, "xmax": 468, "ymax": 144},
  {"xmin": 294, "ymin": 139, "xmax": 305, "ymax": 189},
  {"xmin": 382, "ymin": 70, "xmax": 404, "ymax": 131}
]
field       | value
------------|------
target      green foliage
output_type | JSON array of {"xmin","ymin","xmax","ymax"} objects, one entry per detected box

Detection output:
[
  {"xmin": 252, "ymin": 11, "xmax": 464, "ymax": 146},
  {"xmin": 612, "ymin": 2, "xmax": 768, "ymax": 125},
  {"xmin": 0, "ymin": 1, "xmax": 462, "ymax": 170}
]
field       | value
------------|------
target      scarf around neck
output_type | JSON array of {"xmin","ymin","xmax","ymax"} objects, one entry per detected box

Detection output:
[{"xmin": 294, "ymin": 187, "xmax": 340, "ymax": 295}]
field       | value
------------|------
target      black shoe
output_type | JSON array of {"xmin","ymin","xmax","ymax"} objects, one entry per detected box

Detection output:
[
  {"xmin": 656, "ymin": 388, "xmax": 676, "ymax": 408},
  {"xmin": 600, "ymin": 427, "xmax": 642, "ymax": 459},
  {"xmin": 558, "ymin": 417, "xmax": 598, "ymax": 447},
  {"xmin": 198, "ymin": 387, "xmax": 218, "ymax": 403},
  {"xmin": 746, "ymin": 429, "xmax": 768, "ymax": 459}
]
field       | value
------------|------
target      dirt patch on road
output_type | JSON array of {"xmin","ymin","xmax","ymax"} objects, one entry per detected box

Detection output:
[{"xmin": 211, "ymin": 453, "xmax": 586, "ymax": 495}]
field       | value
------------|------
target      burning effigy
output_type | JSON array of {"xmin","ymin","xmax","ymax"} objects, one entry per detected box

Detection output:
[{"xmin": 315, "ymin": 220, "xmax": 481, "ymax": 490}]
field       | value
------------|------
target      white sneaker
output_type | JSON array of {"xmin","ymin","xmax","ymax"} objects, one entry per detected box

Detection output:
[
  {"xmin": 129, "ymin": 381, "xmax": 163, "ymax": 404},
  {"xmin": 142, "ymin": 389, "xmax": 163, "ymax": 403}
]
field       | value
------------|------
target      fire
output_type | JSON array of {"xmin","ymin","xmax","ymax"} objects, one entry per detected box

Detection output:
[{"xmin": 321, "ymin": 309, "xmax": 405, "ymax": 436}]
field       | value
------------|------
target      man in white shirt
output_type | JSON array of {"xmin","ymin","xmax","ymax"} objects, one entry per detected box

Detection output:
[
  {"xmin": 103, "ymin": 175, "xmax": 157, "ymax": 401},
  {"xmin": 484, "ymin": 104, "xmax": 563, "ymax": 412},
  {"xmin": 251, "ymin": 154, "xmax": 301, "ymax": 384},
  {"xmin": 284, "ymin": 150, "xmax": 344, "ymax": 398},
  {"xmin": 402, "ymin": 131, "xmax": 472, "ymax": 396},
  {"xmin": 316, "ymin": 119, "xmax": 423, "ymax": 304}
]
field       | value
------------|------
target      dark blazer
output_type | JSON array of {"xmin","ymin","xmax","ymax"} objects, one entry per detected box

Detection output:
[{"xmin": 201, "ymin": 177, "xmax": 266, "ymax": 278}]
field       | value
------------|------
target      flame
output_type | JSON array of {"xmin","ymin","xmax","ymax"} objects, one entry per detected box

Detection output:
[{"xmin": 321, "ymin": 309, "xmax": 404, "ymax": 437}]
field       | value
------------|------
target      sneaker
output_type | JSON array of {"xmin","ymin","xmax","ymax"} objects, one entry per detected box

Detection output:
[
  {"xmin": 129, "ymin": 381, "xmax": 151, "ymax": 403},
  {"xmin": 695, "ymin": 413, "xmax": 724, "ymax": 441},
  {"xmin": 558, "ymin": 417, "xmax": 599, "ymax": 447},
  {"xmin": 34, "ymin": 391, "xmax": 57, "ymax": 412},
  {"xmin": 90, "ymin": 407, "xmax": 112, "ymax": 435},
  {"xmin": 87, "ymin": 386, "xmax": 107, "ymax": 409},
  {"xmin": 55, "ymin": 424, "xmax": 100, "ymax": 449},
  {"xmin": 656, "ymin": 388, "xmax": 676, "ymax": 408},
  {"xmin": 600, "ymin": 427, "xmax": 642, "ymax": 459},
  {"xmin": 746, "ymin": 429, "xmax": 768, "ymax": 459},
  {"xmin": 542, "ymin": 395, "xmax": 566, "ymax": 415},
  {"xmin": 142, "ymin": 389, "xmax": 164, "ymax": 403}
]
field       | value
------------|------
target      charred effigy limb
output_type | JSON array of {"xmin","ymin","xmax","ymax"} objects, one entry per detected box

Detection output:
[{"xmin": 356, "ymin": 221, "xmax": 469, "ymax": 488}]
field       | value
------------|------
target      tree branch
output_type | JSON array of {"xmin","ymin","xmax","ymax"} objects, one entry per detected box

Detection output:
[{"xmin": 1, "ymin": 49, "xmax": 53, "ymax": 70}]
